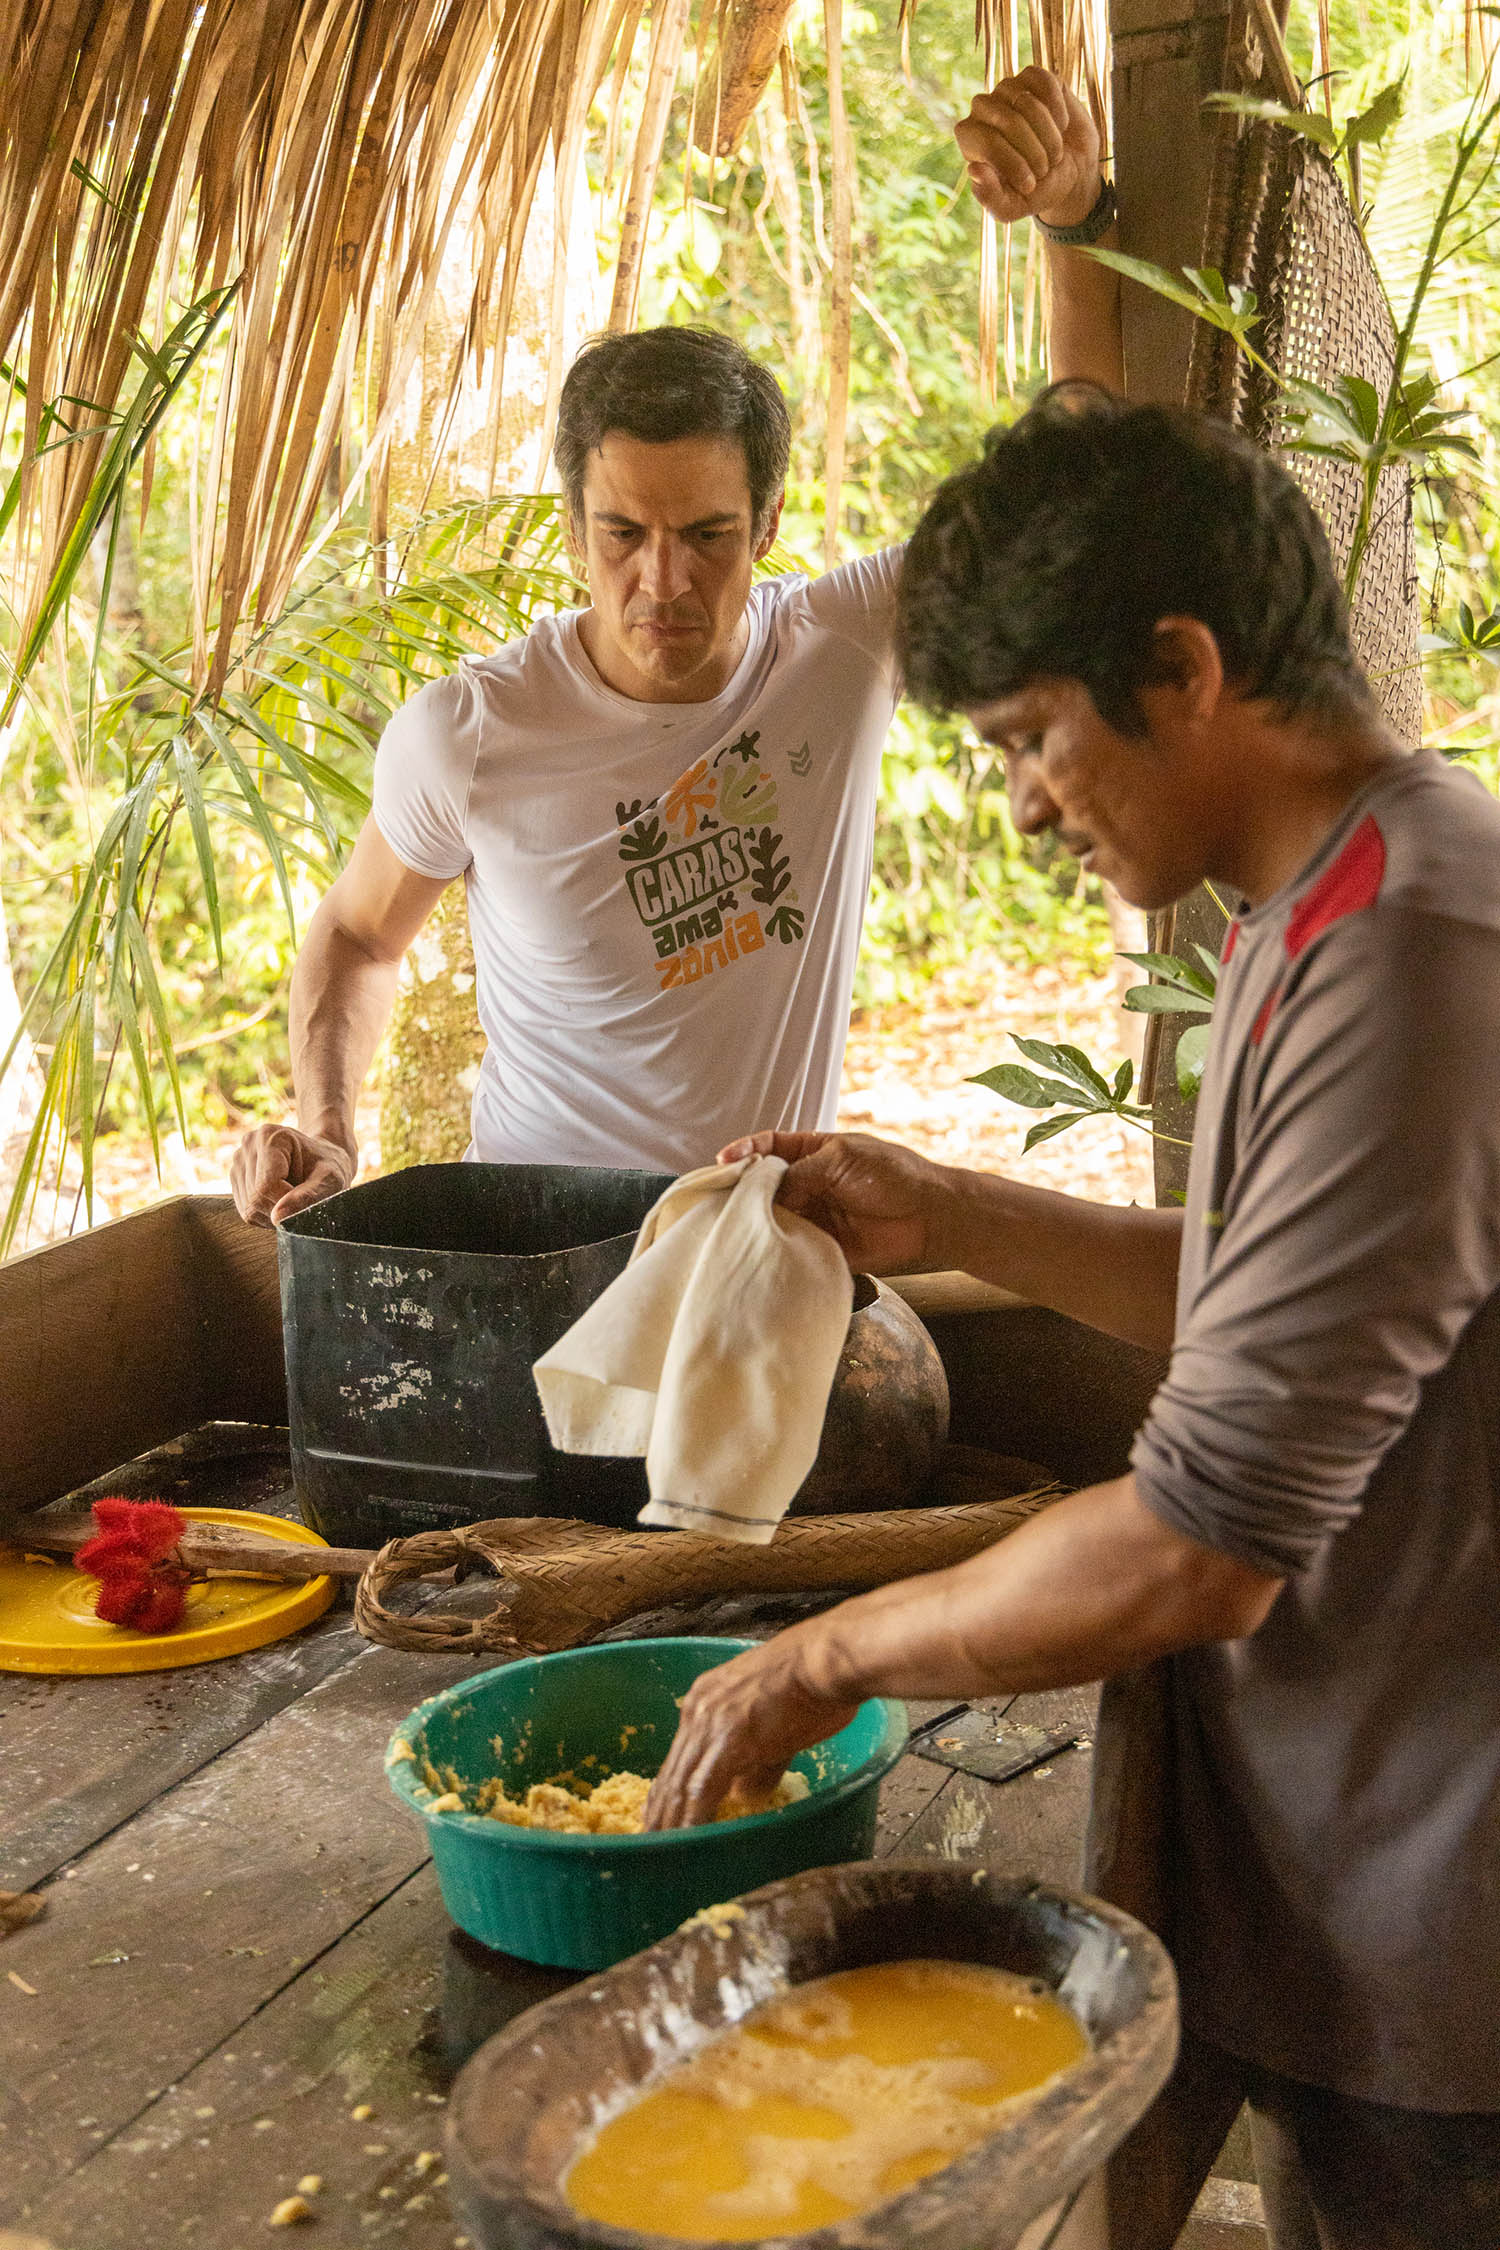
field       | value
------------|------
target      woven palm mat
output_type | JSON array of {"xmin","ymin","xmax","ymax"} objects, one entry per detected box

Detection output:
[
  {"xmin": 353, "ymin": 1443, "xmax": 1064, "ymax": 1656},
  {"xmin": 1187, "ymin": 88, "xmax": 1420, "ymax": 742}
]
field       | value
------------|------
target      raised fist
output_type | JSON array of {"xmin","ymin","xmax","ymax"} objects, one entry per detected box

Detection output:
[{"xmin": 955, "ymin": 64, "xmax": 1103, "ymax": 230}]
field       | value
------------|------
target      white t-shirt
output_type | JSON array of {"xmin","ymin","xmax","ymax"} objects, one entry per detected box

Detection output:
[{"xmin": 373, "ymin": 548, "xmax": 903, "ymax": 1172}]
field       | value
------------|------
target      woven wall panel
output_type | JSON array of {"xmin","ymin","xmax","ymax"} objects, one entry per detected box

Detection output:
[{"xmin": 1187, "ymin": 108, "xmax": 1422, "ymax": 742}]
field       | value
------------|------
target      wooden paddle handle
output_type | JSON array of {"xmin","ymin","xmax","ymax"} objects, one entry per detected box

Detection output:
[{"xmin": 6, "ymin": 1520, "xmax": 375, "ymax": 1581}]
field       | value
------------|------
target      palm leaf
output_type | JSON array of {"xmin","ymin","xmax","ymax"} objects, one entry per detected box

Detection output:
[{"xmin": 0, "ymin": 485, "xmax": 580, "ymax": 1254}]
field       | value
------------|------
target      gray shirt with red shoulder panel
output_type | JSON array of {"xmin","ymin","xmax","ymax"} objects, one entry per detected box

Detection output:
[{"xmin": 1131, "ymin": 749, "xmax": 1500, "ymax": 2110}]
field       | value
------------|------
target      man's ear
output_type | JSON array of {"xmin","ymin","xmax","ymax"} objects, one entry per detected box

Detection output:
[
  {"xmin": 564, "ymin": 505, "xmax": 587, "ymax": 578},
  {"xmin": 1146, "ymin": 616, "xmax": 1224, "ymax": 721},
  {"xmin": 754, "ymin": 489, "xmax": 786, "ymax": 562}
]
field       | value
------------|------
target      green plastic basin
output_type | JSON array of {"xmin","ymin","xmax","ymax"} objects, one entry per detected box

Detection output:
[{"xmin": 385, "ymin": 1638, "xmax": 907, "ymax": 1970}]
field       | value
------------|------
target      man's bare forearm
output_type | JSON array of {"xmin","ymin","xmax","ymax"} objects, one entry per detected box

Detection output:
[
  {"xmin": 288, "ymin": 907, "xmax": 403, "ymax": 1160},
  {"xmin": 1045, "ymin": 229, "xmax": 1124, "ymax": 391},
  {"xmin": 802, "ymin": 1476, "xmax": 1282, "ymax": 1704},
  {"xmin": 644, "ymin": 1475, "xmax": 1284, "ymax": 1826},
  {"xmin": 928, "ymin": 1168, "xmax": 1182, "ymax": 1351}
]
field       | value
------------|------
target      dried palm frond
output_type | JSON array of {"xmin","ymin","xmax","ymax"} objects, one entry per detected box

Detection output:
[
  {"xmin": 1, "ymin": 0, "xmax": 732, "ymax": 705},
  {"xmin": 822, "ymin": 0, "xmax": 855, "ymax": 565},
  {"xmin": 610, "ymin": 0, "xmax": 698, "ymax": 329},
  {"xmin": 4, "ymin": 0, "xmax": 1107, "ymax": 710},
  {"xmin": 899, "ymin": 0, "xmax": 1110, "ymax": 397},
  {"xmin": 694, "ymin": 0, "xmax": 801, "ymax": 156}
]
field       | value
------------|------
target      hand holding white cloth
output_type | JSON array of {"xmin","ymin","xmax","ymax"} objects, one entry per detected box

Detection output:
[{"xmin": 532, "ymin": 1157, "xmax": 854, "ymax": 1545}]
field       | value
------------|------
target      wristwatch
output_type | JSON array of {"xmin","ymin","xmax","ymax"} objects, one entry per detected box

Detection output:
[{"xmin": 1036, "ymin": 177, "xmax": 1117, "ymax": 247}]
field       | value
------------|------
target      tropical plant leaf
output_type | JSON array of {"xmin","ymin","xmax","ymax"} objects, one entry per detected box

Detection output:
[
  {"xmin": 169, "ymin": 738, "xmax": 222, "ymax": 967},
  {"xmin": 0, "ymin": 487, "xmax": 591, "ymax": 1253},
  {"xmin": 1118, "ymin": 948, "xmax": 1216, "ymax": 998},
  {"xmin": 1082, "ymin": 250, "xmax": 1236, "ymax": 322},
  {"xmin": 1122, "ymin": 984, "xmax": 1216, "ymax": 1015},
  {"xmin": 1009, "ymin": 1035, "xmax": 1112, "ymax": 1097},
  {"xmin": 0, "ymin": 289, "xmax": 235, "ymax": 721},
  {"xmin": 2, "ymin": 993, "xmax": 83, "ymax": 1254},
  {"xmin": 968, "ymin": 1063, "xmax": 1089, "ymax": 1109},
  {"xmin": 970, "ymin": 1034, "xmax": 1154, "ymax": 1150},
  {"xmin": 123, "ymin": 904, "xmax": 188, "ymax": 1137},
  {"xmin": 1119, "ymin": 945, "xmax": 1214, "ymax": 999},
  {"xmin": 1202, "ymin": 91, "xmax": 1340, "ymax": 150},
  {"xmin": 1024, "ymin": 1110, "xmax": 1093, "ymax": 1150},
  {"xmin": 1344, "ymin": 77, "xmax": 1408, "ymax": 152},
  {"xmin": 1434, "ymin": 603, "xmax": 1500, "ymax": 655},
  {"xmin": 75, "ymin": 975, "xmax": 97, "ymax": 1223},
  {"xmin": 193, "ymin": 714, "xmax": 300, "ymax": 942},
  {"xmin": 1175, "ymin": 1021, "xmax": 1212, "ymax": 1100}
]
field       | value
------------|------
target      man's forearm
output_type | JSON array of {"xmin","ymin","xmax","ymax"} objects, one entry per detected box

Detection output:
[
  {"xmin": 1045, "ymin": 228, "xmax": 1124, "ymax": 390},
  {"xmin": 953, "ymin": 71, "xmax": 1123, "ymax": 392},
  {"xmin": 929, "ymin": 1169, "xmax": 1182, "ymax": 1351},
  {"xmin": 645, "ymin": 1470, "xmax": 1284, "ymax": 1826},
  {"xmin": 288, "ymin": 911, "xmax": 403, "ymax": 1159},
  {"xmin": 800, "ymin": 1475, "xmax": 1283, "ymax": 1706}
]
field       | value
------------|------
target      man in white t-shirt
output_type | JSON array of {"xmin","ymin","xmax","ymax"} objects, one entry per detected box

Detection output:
[{"xmin": 232, "ymin": 66, "xmax": 1124, "ymax": 1222}]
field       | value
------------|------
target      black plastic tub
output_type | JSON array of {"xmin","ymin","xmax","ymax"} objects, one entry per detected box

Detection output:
[{"xmin": 277, "ymin": 1162, "xmax": 674, "ymax": 1548}]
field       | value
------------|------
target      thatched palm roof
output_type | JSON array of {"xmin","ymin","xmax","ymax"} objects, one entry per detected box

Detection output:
[{"xmin": 3, "ymin": 0, "xmax": 1104, "ymax": 687}]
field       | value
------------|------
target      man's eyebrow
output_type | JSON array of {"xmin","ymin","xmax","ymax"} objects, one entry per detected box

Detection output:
[{"xmin": 591, "ymin": 509, "xmax": 745, "ymax": 531}]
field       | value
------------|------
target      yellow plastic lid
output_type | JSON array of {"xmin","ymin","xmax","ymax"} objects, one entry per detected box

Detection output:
[{"xmin": 0, "ymin": 1506, "xmax": 336, "ymax": 1674}]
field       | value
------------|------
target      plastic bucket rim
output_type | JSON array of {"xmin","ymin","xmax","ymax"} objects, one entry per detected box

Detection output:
[
  {"xmin": 277, "ymin": 1211, "xmax": 646, "ymax": 1266},
  {"xmin": 385, "ymin": 1637, "xmax": 908, "ymax": 1851},
  {"xmin": 276, "ymin": 1162, "xmax": 675, "ymax": 1263}
]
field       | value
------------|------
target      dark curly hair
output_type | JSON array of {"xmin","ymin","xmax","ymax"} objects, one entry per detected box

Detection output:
[
  {"xmin": 554, "ymin": 326, "xmax": 791, "ymax": 539},
  {"xmin": 897, "ymin": 384, "xmax": 1373, "ymax": 730}
]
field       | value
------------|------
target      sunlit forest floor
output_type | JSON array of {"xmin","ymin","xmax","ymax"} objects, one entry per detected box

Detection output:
[
  {"xmin": 836, "ymin": 960, "xmax": 1153, "ymax": 1205},
  {"xmin": 7, "ymin": 955, "xmax": 1153, "ymax": 1255}
]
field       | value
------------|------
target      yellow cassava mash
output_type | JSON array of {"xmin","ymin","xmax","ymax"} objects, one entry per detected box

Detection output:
[
  {"xmin": 467, "ymin": 1767, "xmax": 808, "ymax": 1833},
  {"xmin": 564, "ymin": 1958, "xmax": 1088, "ymax": 2240}
]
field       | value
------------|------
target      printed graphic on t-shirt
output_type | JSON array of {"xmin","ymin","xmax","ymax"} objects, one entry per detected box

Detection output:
[{"xmin": 616, "ymin": 728, "xmax": 813, "ymax": 992}]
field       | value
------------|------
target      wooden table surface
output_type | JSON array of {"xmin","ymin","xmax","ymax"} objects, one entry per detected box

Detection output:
[{"xmin": 0, "ymin": 1425, "xmax": 1102, "ymax": 2250}]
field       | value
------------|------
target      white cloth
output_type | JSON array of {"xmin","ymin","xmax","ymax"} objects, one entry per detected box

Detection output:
[
  {"xmin": 372, "ymin": 550, "xmax": 902, "ymax": 1174},
  {"xmin": 532, "ymin": 1157, "xmax": 854, "ymax": 1544}
]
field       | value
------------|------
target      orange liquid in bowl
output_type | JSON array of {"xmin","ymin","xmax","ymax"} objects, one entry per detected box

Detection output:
[{"xmin": 564, "ymin": 1958, "xmax": 1088, "ymax": 2241}]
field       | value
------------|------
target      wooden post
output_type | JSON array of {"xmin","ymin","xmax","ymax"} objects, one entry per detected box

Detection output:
[
  {"xmin": 1110, "ymin": 0, "xmax": 1244, "ymax": 1204},
  {"xmin": 1086, "ymin": 18, "xmax": 1262, "ymax": 2236},
  {"xmin": 1111, "ymin": 0, "xmax": 1233, "ymax": 408}
]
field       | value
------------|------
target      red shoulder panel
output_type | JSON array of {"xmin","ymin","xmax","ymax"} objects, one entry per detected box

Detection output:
[
  {"xmin": 1284, "ymin": 814, "xmax": 1387, "ymax": 962},
  {"xmin": 1249, "ymin": 983, "xmax": 1280, "ymax": 1047},
  {"xmin": 1221, "ymin": 920, "xmax": 1239, "ymax": 964}
]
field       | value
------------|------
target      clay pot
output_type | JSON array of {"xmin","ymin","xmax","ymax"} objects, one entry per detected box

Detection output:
[
  {"xmin": 789, "ymin": 1275, "xmax": 950, "ymax": 1515},
  {"xmin": 445, "ymin": 1858, "xmax": 1179, "ymax": 2250}
]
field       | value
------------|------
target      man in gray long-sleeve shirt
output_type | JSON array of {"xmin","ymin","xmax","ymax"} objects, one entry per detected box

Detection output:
[{"xmin": 645, "ymin": 392, "xmax": 1500, "ymax": 2248}]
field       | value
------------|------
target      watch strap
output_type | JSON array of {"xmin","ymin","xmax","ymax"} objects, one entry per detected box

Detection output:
[{"xmin": 1036, "ymin": 177, "xmax": 1117, "ymax": 247}]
